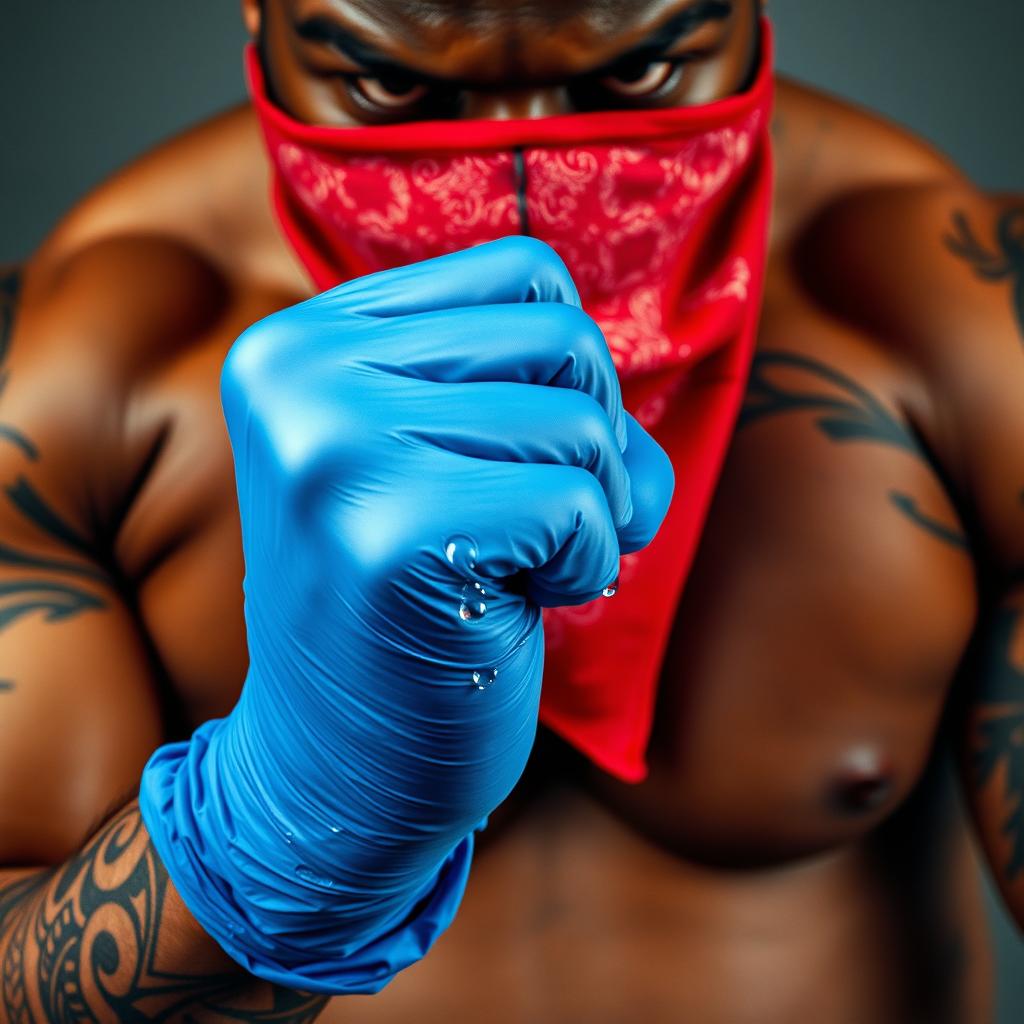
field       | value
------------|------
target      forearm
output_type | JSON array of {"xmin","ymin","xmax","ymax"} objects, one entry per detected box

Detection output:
[{"xmin": 0, "ymin": 801, "xmax": 327, "ymax": 1023}]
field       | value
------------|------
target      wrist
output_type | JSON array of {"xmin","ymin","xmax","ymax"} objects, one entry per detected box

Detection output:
[{"xmin": 139, "ymin": 700, "xmax": 476, "ymax": 995}]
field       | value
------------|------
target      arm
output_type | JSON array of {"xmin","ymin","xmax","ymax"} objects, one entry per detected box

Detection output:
[
  {"xmin": 0, "ymin": 805, "xmax": 326, "ymax": 1023},
  {"xmin": 0, "ymin": 258, "xmax": 327, "ymax": 1021},
  {"xmin": 803, "ymin": 185, "xmax": 1024, "ymax": 925},
  {"xmin": 956, "ymin": 194, "xmax": 1024, "ymax": 924},
  {"xmin": 940, "ymin": 195, "xmax": 1024, "ymax": 925},
  {"xmin": 861, "ymin": 190, "xmax": 1024, "ymax": 926}
]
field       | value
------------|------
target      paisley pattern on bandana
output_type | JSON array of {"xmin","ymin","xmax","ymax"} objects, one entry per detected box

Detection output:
[{"xmin": 274, "ymin": 111, "xmax": 761, "ymax": 378}]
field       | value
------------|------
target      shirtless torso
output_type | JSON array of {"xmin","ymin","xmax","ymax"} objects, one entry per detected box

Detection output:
[{"xmin": 0, "ymin": 58, "xmax": 1022, "ymax": 1024}]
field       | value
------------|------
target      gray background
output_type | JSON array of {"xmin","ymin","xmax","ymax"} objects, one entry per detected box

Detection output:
[{"xmin": 0, "ymin": 0, "xmax": 1022, "ymax": 1019}]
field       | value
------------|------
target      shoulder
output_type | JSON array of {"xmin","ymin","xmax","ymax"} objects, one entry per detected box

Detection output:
[
  {"xmin": 13, "ymin": 100, "xmax": 283, "ymax": 387},
  {"xmin": 0, "ymin": 238, "xmax": 230, "ymax": 559},
  {"xmin": 771, "ymin": 76, "xmax": 1014, "ymax": 392},
  {"xmin": 6, "ymin": 98, "xmax": 310, "ymax": 458},
  {"xmin": 30, "ymin": 103, "xmax": 299, "ymax": 291},
  {"xmin": 2, "ymin": 105, "xmax": 281, "ymax": 538},
  {"xmin": 773, "ymin": 80, "xmax": 1023, "ymax": 576},
  {"xmin": 771, "ymin": 76, "xmax": 968, "ymax": 247}
]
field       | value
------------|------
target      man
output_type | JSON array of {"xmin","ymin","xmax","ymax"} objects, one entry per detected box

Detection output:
[{"xmin": 0, "ymin": 0, "xmax": 1021, "ymax": 1020}]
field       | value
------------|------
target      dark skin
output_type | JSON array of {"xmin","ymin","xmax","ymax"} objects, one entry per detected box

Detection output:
[{"xmin": 0, "ymin": 0, "xmax": 1022, "ymax": 1020}]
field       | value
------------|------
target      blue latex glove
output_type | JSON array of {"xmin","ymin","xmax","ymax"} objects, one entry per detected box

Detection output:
[{"xmin": 139, "ymin": 237, "xmax": 674, "ymax": 994}]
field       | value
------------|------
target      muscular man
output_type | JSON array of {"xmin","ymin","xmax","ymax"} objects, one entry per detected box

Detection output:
[{"xmin": 1, "ymin": 0, "xmax": 1022, "ymax": 1020}]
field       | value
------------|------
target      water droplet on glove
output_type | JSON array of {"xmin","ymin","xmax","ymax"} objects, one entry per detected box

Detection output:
[
  {"xmin": 459, "ymin": 580, "xmax": 487, "ymax": 621},
  {"xmin": 472, "ymin": 667, "xmax": 498, "ymax": 691},
  {"xmin": 444, "ymin": 534, "xmax": 479, "ymax": 574},
  {"xmin": 295, "ymin": 865, "xmax": 336, "ymax": 888}
]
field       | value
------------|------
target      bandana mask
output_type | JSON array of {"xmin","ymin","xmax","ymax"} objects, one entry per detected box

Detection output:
[{"xmin": 247, "ymin": 25, "xmax": 775, "ymax": 782}]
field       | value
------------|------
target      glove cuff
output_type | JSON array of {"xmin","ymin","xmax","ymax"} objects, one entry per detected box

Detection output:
[{"xmin": 139, "ymin": 717, "xmax": 475, "ymax": 995}]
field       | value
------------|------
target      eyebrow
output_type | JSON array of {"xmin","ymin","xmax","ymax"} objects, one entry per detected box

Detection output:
[
  {"xmin": 294, "ymin": 17, "xmax": 399, "ymax": 74},
  {"xmin": 294, "ymin": 0, "xmax": 733, "ymax": 85},
  {"xmin": 611, "ymin": 1, "xmax": 733, "ymax": 65}
]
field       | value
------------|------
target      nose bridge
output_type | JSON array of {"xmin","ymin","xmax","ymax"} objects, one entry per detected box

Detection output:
[{"xmin": 461, "ymin": 87, "xmax": 571, "ymax": 121}]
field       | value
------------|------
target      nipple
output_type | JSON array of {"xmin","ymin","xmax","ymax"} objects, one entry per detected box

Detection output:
[{"xmin": 829, "ymin": 747, "xmax": 894, "ymax": 815}]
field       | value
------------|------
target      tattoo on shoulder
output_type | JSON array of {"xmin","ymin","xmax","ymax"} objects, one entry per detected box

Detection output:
[
  {"xmin": 944, "ymin": 206, "xmax": 1024, "ymax": 343},
  {"xmin": 739, "ymin": 350, "xmax": 969, "ymax": 551},
  {"xmin": 0, "ymin": 805, "xmax": 328, "ymax": 1023},
  {"xmin": 972, "ymin": 601, "xmax": 1024, "ymax": 881},
  {"xmin": 0, "ymin": 268, "xmax": 110, "ymax": 696}
]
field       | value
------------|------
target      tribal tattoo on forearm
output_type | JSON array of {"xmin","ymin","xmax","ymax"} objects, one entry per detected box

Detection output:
[
  {"xmin": 738, "ymin": 350, "xmax": 969, "ymax": 550},
  {"xmin": 0, "ymin": 268, "xmax": 109, "ymax": 695},
  {"xmin": 0, "ymin": 805, "xmax": 327, "ymax": 1023},
  {"xmin": 945, "ymin": 206, "xmax": 1024, "ymax": 343},
  {"xmin": 970, "ymin": 598, "xmax": 1024, "ymax": 881}
]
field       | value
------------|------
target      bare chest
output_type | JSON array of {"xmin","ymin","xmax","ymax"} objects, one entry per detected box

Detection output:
[
  {"xmin": 604, "ymin": 261, "xmax": 978, "ymax": 859},
  {"xmin": 118, "ymin": 264, "xmax": 979, "ymax": 854}
]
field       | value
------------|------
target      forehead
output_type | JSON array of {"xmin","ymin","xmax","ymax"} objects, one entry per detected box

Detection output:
[
  {"xmin": 291, "ymin": 0, "xmax": 698, "ymax": 78},
  {"xmin": 340, "ymin": 0, "xmax": 670, "ymax": 31}
]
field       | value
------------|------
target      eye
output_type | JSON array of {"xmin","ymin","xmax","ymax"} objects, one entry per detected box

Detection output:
[
  {"xmin": 351, "ymin": 71, "xmax": 429, "ymax": 109},
  {"xmin": 600, "ymin": 59, "xmax": 680, "ymax": 98}
]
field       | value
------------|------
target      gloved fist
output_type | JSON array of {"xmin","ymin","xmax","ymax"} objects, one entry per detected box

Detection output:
[{"xmin": 140, "ymin": 236, "xmax": 674, "ymax": 994}]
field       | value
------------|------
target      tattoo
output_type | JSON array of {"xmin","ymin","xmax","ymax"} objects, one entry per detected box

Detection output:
[
  {"xmin": 0, "ymin": 875, "xmax": 47, "ymax": 1022},
  {"xmin": 945, "ymin": 206, "xmax": 1024, "ymax": 342},
  {"xmin": 0, "ymin": 268, "xmax": 108, "ymax": 696},
  {"xmin": 888, "ymin": 492, "xmax": 969, "ymax": 551},
  {"xmin": 0, "ymin": 806, "xmax": 327, "ymax": 1023},
  {"xmin": 739, "ymin": 350, "xmax": 969, "ymax": 550},
  {"xmin": 0, "ymin": 876, "xmax": 46, "ymax": 930},
  {"xmin": 972, "ymin": 601, "xmax": 1024, "ymax": 880},
  {"xmin": 0, "ymin": 477, "xmax": 108, "ymax": 634}
]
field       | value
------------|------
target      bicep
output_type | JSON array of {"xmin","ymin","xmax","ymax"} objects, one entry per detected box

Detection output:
[
  {"xmin": 0, "ymin": 568, "xmax": 163, "ymax": 865},
  {"xmin": 0, "ymin": 267, "xmax": 163, "ymax": 866},
  {"xmin": 933, "ymin": 196, "xmax": 1024, "ymax": 575}
]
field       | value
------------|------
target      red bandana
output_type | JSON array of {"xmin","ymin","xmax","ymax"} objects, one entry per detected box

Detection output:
[{"xmin": 247, "ymin": 25, "xmax": 774, "ymax": 782}]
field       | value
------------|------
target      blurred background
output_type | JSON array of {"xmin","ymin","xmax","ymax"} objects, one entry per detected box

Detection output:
[{"xmin": 0, "ymin": 0, "xmax": 1021, "ymax": 1018}]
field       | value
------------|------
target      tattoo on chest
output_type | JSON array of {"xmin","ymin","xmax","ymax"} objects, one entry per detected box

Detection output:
[
  {"xmin": 739, "ymin": 350, "xmax": 969, "ymax": 550},
  {"xmin": 0, "ymin": 806, "xmax": 327, "ymax": 1023},
  {"xmin": 0, "ymin": 268, "xmax": 108, "ymax": 697},
  {"xmin": 971, "ymin": 601, "xmax": 1024, "ymax": 881},
  {"xmin": 945, "ymin": 206, "xmax": 1024, "ymax": 342}
]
